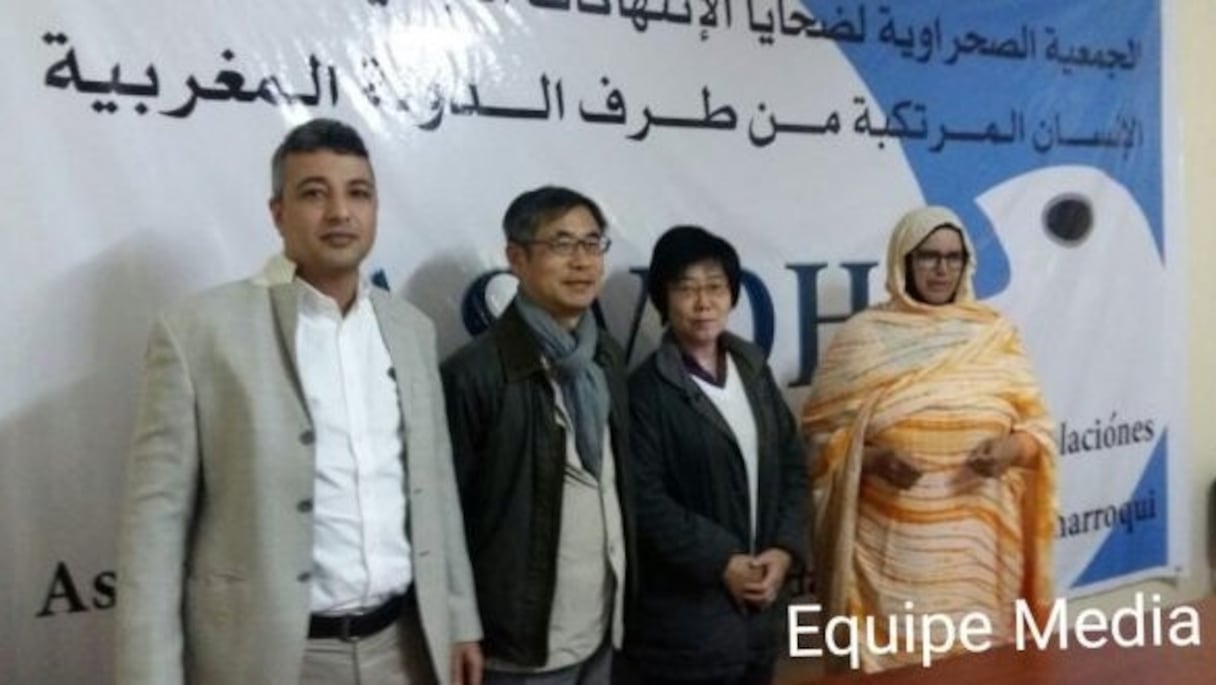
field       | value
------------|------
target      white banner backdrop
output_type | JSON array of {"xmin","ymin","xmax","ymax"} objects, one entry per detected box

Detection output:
[{"xmin": 0, "ymin": 1, "xmax": 1184, "ymax": 681}]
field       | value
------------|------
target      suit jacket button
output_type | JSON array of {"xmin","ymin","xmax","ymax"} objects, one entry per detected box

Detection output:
[
  {"xmin": 297, "ymin": 499, "xmax": 313, "ymax": 513},
  {"xmin": 297, "ymin": 571, "xmax": 311, "ymax": 583},
  {"xmin": 299, "ymin": 429, "xmax": 315, "ymax": 445}
]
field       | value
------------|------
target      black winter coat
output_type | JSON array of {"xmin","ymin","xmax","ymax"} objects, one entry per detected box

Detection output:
[
  {"xmin": 440, "ymin": 302, "xmax": 637, "ymax": 667},
  {"xmin": 625, "ymin": 332, "xmax": 809, "ymax": 680}
]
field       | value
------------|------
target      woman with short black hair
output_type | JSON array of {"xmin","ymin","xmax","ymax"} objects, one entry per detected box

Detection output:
[{"xmin": 624, "ymin": 225, "xmax": 809, "ymax": 685}]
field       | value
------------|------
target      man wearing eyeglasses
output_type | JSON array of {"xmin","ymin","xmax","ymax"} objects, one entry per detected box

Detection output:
[{"xmin": 440, "ymin": 186, "xmax": 635, "ymax": 685}]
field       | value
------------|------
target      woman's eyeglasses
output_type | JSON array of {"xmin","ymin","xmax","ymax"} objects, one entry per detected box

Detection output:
[{"xmin": 911, "ymin": 249, "xmax": 967, "ymax": 270}]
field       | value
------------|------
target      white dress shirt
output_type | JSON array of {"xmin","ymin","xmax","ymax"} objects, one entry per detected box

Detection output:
[{"xmin": 259, "ymin": 255, "xmax": 412, "ymax": 614}]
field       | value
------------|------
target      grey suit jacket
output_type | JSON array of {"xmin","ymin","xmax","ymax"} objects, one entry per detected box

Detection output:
[{"xmin": 115, "ymin": 276, "xmax": 481, "ymax": 684}]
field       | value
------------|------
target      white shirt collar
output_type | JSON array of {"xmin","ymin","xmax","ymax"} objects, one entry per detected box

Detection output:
[
  {"xmin": 251, "ymin": 253, "xmax": 371, "ymax": 316},
  {"xmin": 251, "ymin": 253, "xmax": 298, "ymax": 287}
]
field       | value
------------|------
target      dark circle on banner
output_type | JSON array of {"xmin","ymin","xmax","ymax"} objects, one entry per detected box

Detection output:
[{"xmin": 1043, "ymin": 195, "xmax": 1094, "ymax": 246}]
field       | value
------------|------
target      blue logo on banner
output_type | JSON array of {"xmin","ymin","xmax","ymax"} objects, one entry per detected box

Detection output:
[
  {"xmin": 799, "ymin": 0, "xmax": 1163, "ymax": 296},
  {"xmin": 1074, "ymin": 430, "xmax": 1169, "ymax": 586}
]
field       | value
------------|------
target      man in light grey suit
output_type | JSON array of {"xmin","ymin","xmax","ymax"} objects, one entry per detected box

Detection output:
[{"xmin": 116, "ymin": 118, "xmax": 483, "ymax": 684}]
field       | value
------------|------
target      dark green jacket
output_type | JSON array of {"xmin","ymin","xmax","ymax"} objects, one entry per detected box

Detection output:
[{"xmin": 440, "ymin": 302, "xmax": 636, "ymax": 667}]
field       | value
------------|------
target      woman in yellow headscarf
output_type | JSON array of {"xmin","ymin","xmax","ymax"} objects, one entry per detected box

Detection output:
[{"xmin": 802, "ymin": 205, "xmax": 1057, "ymax": 672}]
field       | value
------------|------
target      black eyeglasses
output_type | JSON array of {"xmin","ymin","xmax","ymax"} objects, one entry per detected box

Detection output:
[
  {"xmin": 670, "ymin": 279, "xmax": 730, "ymax": 300},
  {"xmin": 517, "ymin": 235, "xmax": 612, "ymax": 257},
  {"xmin": 911, "ymin": 249, "xmax": 967, "ymax": 270}
]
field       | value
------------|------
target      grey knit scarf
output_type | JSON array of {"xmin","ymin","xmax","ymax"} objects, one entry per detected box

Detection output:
[{"xmin": 513, "ymin": 292, "xmax": 609, "ymax": 477}]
